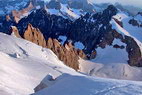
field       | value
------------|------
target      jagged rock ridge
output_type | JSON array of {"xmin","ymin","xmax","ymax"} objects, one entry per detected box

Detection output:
[
  {"xmin": 11, "ymin": 24, "xmax": 86, "ymax": 70},
  {"xmin": 2, "ymin": 4, "xmax": 142, "ymax": 69}
]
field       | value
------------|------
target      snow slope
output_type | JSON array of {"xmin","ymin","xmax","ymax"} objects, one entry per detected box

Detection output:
[
  {"xmin": 34, "ymin": 74, "xmax": 142, "ymax": 95},
  {"xmin": 0, "ymin": 33, "xmax": 77, "ymax": 95},
  {"xmin": 92, "ymin": 38, "xmax": 128, "ymax": 64},
  {"xmin": 80, "ymin": 59, "xmax": 142, "ymax": 81},
  {"xmin": 0, "ymin": 33, "xmax": 142, "ymax": 95}
]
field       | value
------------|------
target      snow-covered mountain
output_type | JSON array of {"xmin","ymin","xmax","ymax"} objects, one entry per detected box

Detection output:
[
  {"xmin": 0, "ymin": 33, "xmax": 142, "ymax": 95},
  {"xmin": 0, "ymin": 0, "xmax": 29, "ymax": 15},
  {"xmin": 0, "ymin": 0, "xmax": 142, "ymax": 95},
  {"xmin": 0, "ymin": 0, "xmax": 104, "ymax": 22},
  {"xmin": 0, "ymin": 1, "xmax": 142, "ymax": 67}
]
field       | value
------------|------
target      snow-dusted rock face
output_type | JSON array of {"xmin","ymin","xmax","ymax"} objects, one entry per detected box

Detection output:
[
  {"xmin": 129, "ymin": 12, "xmax": 142, "ymax": 27},
  {"xmin": 35, "ymin": 0, "xmax": 94, "ymax": 12},
  {"xmin": 0, "ymin": 0, "xmax": 29, "ymax": 15}
]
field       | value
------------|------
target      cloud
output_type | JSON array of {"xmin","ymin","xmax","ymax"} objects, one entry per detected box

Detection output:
[{"xmin": 92, "ymin": 0, "xmax": 142, "ymax": 8}]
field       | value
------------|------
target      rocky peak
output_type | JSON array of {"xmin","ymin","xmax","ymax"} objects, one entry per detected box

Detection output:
[
  {"xmin": 46, "ymin": 0, "xmax": 61, "ymax": 9},
  {"xmin": 104, "ymin": 5, "xmax": 118, "ymax": 16},
  {"xmin": 129, "ymin": 19, "xmax": 142, "ymax": 27},
  {"xmin": 16, "ymin": 5, "xmax": 118, "ymax": 55},
  {"xmin": 46, "ymin": 37, "xmax": 87, "ymax": 70},
  {"xmin": 24, "ymin": 23, "xmax": 47, "ymax": 47},
  {"xmin": 11, "ymin": 1, "xmax": 34, "ymax": 23},
  {"xmin": 138, "ymin": 12, "xmax": 142, "ymax": 16},
  {"xmin": 102, "ymin": 5, "xmax": 118, "ymax": 23},
  {"xmin": 12, "ymin": 23, "xmax": 86, "ymax": 70},
  {"xmin": 11, "ymin": 26, "xmax": 21, "ymax": 38},
  {"xmin": 67, "ymin": 0, "xmax": 94, "ymax": 12}
]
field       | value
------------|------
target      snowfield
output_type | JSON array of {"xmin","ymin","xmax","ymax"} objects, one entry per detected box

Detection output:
[
  {"xmin": 91, "ymin": 38, "xmax": 128, "ymax": 64},
  {"xmin": 0, "ymin": 33, "xmax": 142, "ymax": 95},
  {"xmin": 80, "ymin": 59, "xmax": 142, "ymax": 81},
  {"xmin": 34, "ymin": 74, "xmax": 142, "ymax": 95}
]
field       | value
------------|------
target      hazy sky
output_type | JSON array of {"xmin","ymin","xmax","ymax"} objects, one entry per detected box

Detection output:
[{"xmin": 92, "ymin": 0, "xmax": 142, "ymax": 8}]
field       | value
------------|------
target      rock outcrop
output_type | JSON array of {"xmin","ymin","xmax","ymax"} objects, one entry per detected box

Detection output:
[
  {"xmin": 11, "ymin": 26, "xmax": 21, "ymax": 38},
  {"xmin": 113, "ymin": 18, "xmax": 123, "ymax": 27},
  {"xmin": 18, "ymin": 24, "xmax": 86, "ymax": 70},
  {"xmin": 97, "ymin": 28, "xmax": 142, "ymax": 66},
  {"xmin": 129, "ymin": 19, "xmax": 142, "ymax": 27},
  {"xmin": 46, "ymin": 0, "xmax": 61, "ymax": 10},
  {"xmin": 46, "ymin": 38, "xmax": 80, "ymax": 70},
  {"xmin": 24, "ymin": 24, "xmax": 47, "ymax": 47},
  {"xmin": 12, "ymin": 2, "xmax": 34, "ymax": 23},
  {"xmin": 129, "ymin": 12, "xmax": 142, "ymax": 27}
]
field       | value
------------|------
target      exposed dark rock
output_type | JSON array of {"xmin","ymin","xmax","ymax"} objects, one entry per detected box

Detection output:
[
  {"xmin": 129, "ymin": 19, "xmax": 140, "ymax": 27},
  {"xmin": 113, "ymin": 18, "xmax": 123, "ymax": 27},
  {"xmin": 67, "ymin": 0, "xmax": 94, "ymax": 12},
  {"xmin": 124, "ymin": 36, "xmax": 142, "ymax": 67},
  {"xmin": 138, "ymin": 12, "xmax": 142, "ymax": 16},
  {"xmin": 0, "ymin": 15, "xmax": 16, "ymax": 34},
  {"xmin": 46, "ymin": 0, "xmax": 61, "ymax": 10},
  {"xmin": 113, "ymin": 30, "xmax": 142, "ymax": 66},
  {"xmin": 17, "ymin": 8, "xmax": 72, "ymax": 39},
  {"xmin": 34, "ymin": 82, "xmax": 48, "ymax": 93},
  {"xmin": 34, "ymin": 74, "xmax": 54, "ymax": 93}
]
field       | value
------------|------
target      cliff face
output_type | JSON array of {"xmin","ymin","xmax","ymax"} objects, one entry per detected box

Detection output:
[
  {"xmin": 12, "ymin": 23, "xmax": 86, "ymax": 70},
  {"xmin": 46, "ymin": 38, "xmax": 80, "ymax": 70},
  {"xmin": 98, "ymin": 29, "xmax": 142, "ymax": 67},
  {"xmin": 24, "ymin": 24, "xmax": 47, "ymax": 47},
  {"xmin": 129, "ymin": 19, "xmax": 142, "ymax": 27}
]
